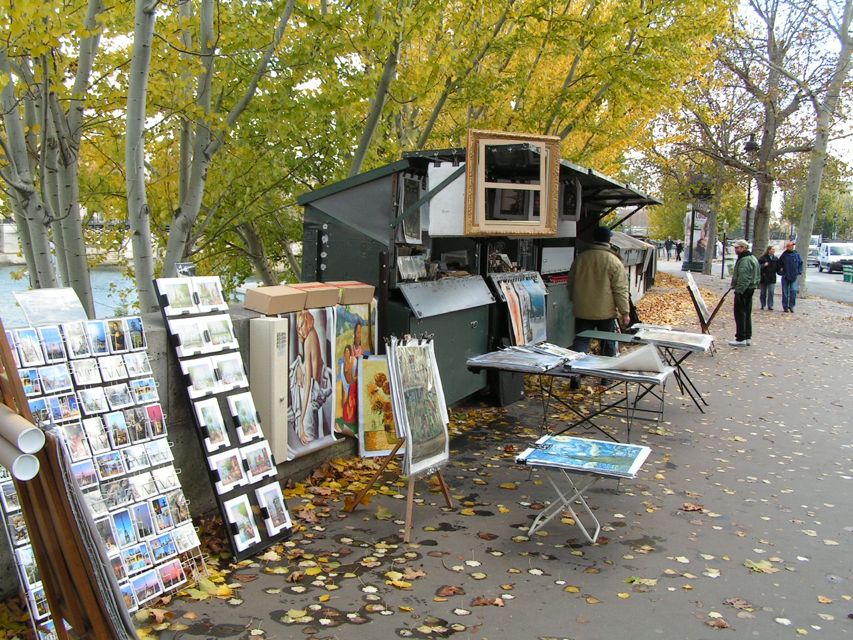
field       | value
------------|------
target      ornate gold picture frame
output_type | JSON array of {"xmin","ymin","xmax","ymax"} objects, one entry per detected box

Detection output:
[{"xmin": 463, "ymin": 129, "xmax": 560, "ymax": 237}]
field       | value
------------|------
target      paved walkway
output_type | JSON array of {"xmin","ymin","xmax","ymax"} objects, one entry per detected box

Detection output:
[{"xmin": 147, "ymin": 268, "xmax": 853, "ymax": 640}]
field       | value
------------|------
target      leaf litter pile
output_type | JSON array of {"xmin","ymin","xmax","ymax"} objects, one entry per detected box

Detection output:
[{"xmin": 3, "ymin": 271, "xmax": 851, "ymax": 639}]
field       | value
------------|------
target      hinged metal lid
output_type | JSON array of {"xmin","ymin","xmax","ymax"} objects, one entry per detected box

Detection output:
[{"xmin": 398, "ymin": 276, "xmax": 495, "ymax": 318}]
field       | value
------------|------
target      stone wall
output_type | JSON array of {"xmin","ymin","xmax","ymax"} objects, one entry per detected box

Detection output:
[{"xmin": 0, "ymin": 309, "xmax": 357, "ymax": 600}]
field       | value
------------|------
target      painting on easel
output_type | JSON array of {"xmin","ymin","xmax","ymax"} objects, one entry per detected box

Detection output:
[{"xmin": 357, "ymin": 356, "xmax": 402, "ymax": 458}]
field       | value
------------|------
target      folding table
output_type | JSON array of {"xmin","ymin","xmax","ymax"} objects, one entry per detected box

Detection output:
[
  {"xmin": 576, "ymin": 328, "xmax": 714, "ymax": 412},
  {"xmin": 516, "ymin": 435, "xmax": 651, "ymax": 542}
]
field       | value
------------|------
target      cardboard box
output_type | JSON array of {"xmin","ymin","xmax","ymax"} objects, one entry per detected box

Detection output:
[
  {"xmin": 243, "ymin": 285, "xmax": 307, "ymax": 315},
  {"xmin": 290, "ymin": 282, "xmax": 340, "ymax": 309},
  {"xmin": 328, "ymin": 280, "xmax": 375, "ymax": 305}
]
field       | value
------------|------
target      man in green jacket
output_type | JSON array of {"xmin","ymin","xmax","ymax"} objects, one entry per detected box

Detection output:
[
  {"xmin": 570, "ymin": 226, "xmax": 630, "ymax": 357},
  {"xmin": 729, "ymin": 239, "xmax": 760, "ymax": 347}
]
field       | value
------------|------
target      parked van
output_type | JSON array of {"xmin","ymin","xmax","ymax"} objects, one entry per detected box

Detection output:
[{"xmin": 817, "ymin": 243, "xmax": 853, "ymax": 273}]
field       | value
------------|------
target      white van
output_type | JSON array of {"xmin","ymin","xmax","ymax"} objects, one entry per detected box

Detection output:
[{"xmin": 817, "ymin": 243, "xmax": 853, "ymax": 273}]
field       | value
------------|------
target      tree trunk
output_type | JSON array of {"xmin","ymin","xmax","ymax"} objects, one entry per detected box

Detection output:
[
  {"xmin": 126, "ymin": 0, "xmax": 160, "ymax": 312},
  {"xmin": 0, "ymin": 50, "xmax": 57, "ymax": 288},
  {"xmin": 796, "ymin": 0, "xmax": 853, "ymax": 297},
  {"xmin": 237, "ymin": 223, "xmax": 277, "ymax": 285},
  {"xmin": 161, "ymin": 0, "xmax": 296, "ymax": 276},
  {"xmin": 0, "ymin": 170, "xmax": 38, "ymax": 287},
  {"xmin": 751, "ymin": 175, "xmax": 773, "ymax": 261},
  {"xmin": 703, "ymin": 162, "xmax": 724, "ymax": 275}
]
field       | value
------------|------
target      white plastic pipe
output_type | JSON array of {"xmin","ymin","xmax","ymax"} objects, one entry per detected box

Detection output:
[
  {"xmin": 0, "ymin": 436, "xmax": 39, "ymax": 481},
  {"xmin": 0, "ymin": 404, "xmax": 46, "ymax": 453}
]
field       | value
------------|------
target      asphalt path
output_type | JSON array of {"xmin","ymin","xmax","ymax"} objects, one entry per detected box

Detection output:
[{"xmin": 802, "ymin": 265, "xmax": 853, "ymax": 305}]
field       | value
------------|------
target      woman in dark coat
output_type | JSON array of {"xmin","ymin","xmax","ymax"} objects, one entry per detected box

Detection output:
[{"xmin": 757, "ymin": 245, "xmax": 779, "ymax": 310}]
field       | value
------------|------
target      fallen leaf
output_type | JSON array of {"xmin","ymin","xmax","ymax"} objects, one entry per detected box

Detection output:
[
  {"xmin": 705, "ymin": 618, "xmax": 731, "ymax": 629},
  {"xmin": 436, "ymin": 585, "xmax": 465, "ymax": 597},
  {"xmin": 744, "ymin": 559, "xmax": 779, "ymax": 574},
  {"xmin": 477, "ymin": 531, "xmax": 499, "ymax": 541},
  {"xmin": 375, "ymin": 506, "xmax": 393, "ymax": 520},
  {"xmin": 682, "ymin": 502, "xmax": 704, "ymax": 512}
]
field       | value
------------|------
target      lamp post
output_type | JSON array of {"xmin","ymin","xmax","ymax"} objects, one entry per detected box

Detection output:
[
  {"xmin": 720, "ymin": 221, "xmax": 728, "ymax": 279},
  {"xmin": 743, "ymin": 134, "xmax": 759, "ymax": 244}
]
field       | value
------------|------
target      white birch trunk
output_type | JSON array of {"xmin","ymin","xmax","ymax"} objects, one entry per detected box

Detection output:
[
  {"xmin": 161, "ymin": 0, "xmax": 296, "ymax": 276},
  {"xmin": 0, "ymin": 169, "xmax": 38, "ymax": 287},
  {"xmin": 126, "ymin": 0, "xmax": 160, "ymax": 312},
  {"xmin": 796, "ymin": 0, "xmax": 853, "ymax": 296}
]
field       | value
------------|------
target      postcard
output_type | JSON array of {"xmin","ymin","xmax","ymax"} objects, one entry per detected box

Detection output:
[
  {"xmin": 212, "ymin": 353, "xmax": 247, "ymax": 389},
  {"xmin": 156, "ymin": 278, "xmax": 198, "ymax": 316},
  {"xmin": 60, "ymin": 421, "xmax": 91, "ymax": 462},
  {"xmin": 15, "ymin": 545, "xmax": 41, "ymax": 589},
  {"xmin": 125, "ymin": 316, "xmax": 146, "ymax": 351},
  {"xmin": 132, "ymin": 567, "xmax": 164, "ymax": 605},
  {"xmin": 144, "ymin": 404, "xmax": 166, "ymax": 439},
  {"xmin": 130, "ymin": 502, "xmax": 156, "ymax": 540},
  {"xmin": 111, "ymin": 555, "xmax": 128, "ymax": 582},
  {"xmin": 37, "ymin": 326, "xmax": 67, "ymax": 363},
  {"xmin": 101, "ymin": 478, "xmax": 134, "ymax": 511},
  {"xmin": 123, "ymin": 352, "xmax": 152, "ymax": 378},
  {"xmin": 121, "ymin": 443, "xmax": 151, "ymax": 474},
  {"xmin": 83, "ymin": 487, "xmax": 107, "ymax": 518},
  {"xmin": 47, "ymin": 393, "xmax": 81, "ymax": 423},
  {"xmin": 71, "ymin": 358, "xmax": 101, "ymax": 386},
  {"xmin": 166, "ymin": 490, "xmax": 191, "ymax": 525},
  {"xmin": 129, "ymin": 376, "xmax": 158, "ymax": 404},
  {"xmin": 145, "ymin": 438, "xmax": 173, "ymax": 466},
  {"xmin": 28, "ymin": 397, "xmax": 50, "ymax": 426},
  {"xmin": 38, "ymin": 363, "xmax": 72, "ymax": 394},
  {"xmin": 223, "ymin": 493, "xmax": 261, "ymax": 552},
  {"xmin": 82, "ymin": 416, "xmax": 111, "ymax": 454},
  {"xmin": 242, "ymin": 441, "xmax": 276, "ymax": 483},
  {"xmin": 106, "ymin": 318, "xmax": 129, "ymax": 354},
  {"xmin": 104, "ymin": 383, "xmax": 134, "ymax": 410},
  {"xmin": 171, "ymin": 522, "xmax": 201, "ymax": 553},
  {"xmin": 94, "ymin": 517, "xmax": 119, "ymax": 555},
  {"xmin": 157, "ymin": 558, "xmax": 187, "ymax": 591},
  {"xmin": 193, "ymin": 276, "xmax": 228, "ymax": 313},
  {"xmin": 77, "ymin": 387, "xmax": 108, "ymax": 416},
  {"xmin": 255, "ymin": 481, "xmax": 292, "ymax": 537},
  {"xmin": 61, "ymin": 321, "xmax": 91, "ymax": 359},
  {"xmin": 152, "ymin": 466, "xmax": 180, "ymax": 493},
  {"xmin": 19, "ymin": 368, "xmax": 42, "ymax": 397},
  {"xmin": 7, "ymin": 512, "xmax": 28, "ymax": 546},
  {"xmin": 85, "ymin": 320, "xmax": 110, "ymax": 356},
  {"xmin": 149, "ymin": 531, "xmax": 178, "ymax": 563},
  {"xmin": 182, "ymin": 358, "xmax": 217, "ymax": 399},
  {"xmin": 227, "ymin": 392, "xmax": 262, "ymax": 443},
  {"xmin": 104, "ymin": 411, "xmax": 131, "ymax": 448},
  {"xmin": 208, "ymin": 448, "xmax": 248, "ymax": 494},
  {"xmin": 99, "ymin": 355, "xmax": 128, "ymax": 382},
  {"xmin": 28, "ymin": 585, "xmax": 49, "ymax": 621},
  {"xmin": 112, "ymin": 509, "xmax": 137, "ymax": 548},
  {"xmin": 193, "ymin": 397, "xmax": 230, "ymax": 453},
  {"xmin": 15, "ymin": 328, "xmax": 45, "ymax": 367},
  {"xmin": 205, "ymin": 315, "xmax": 238, "ymax": 351},
  {"xmin": 168, "ymin": 317, "xmax": 211, "ymax": 357},
  {"xmin": 71, "ymin": 458, "xmax": 98, "ymax": 489},
  {"xmin": 149, "ymin": 495, "xmax": 175, "ymax": 533},
  {"xmin": 95, "ymin": 450, "xmax": 127, "ymax": 481},
  {"xmin": 118, "ymin": 581, "xmax": 137, "ymax": 612},
  {"xmin": 124, "ymin": 407, "xmax": 150, "ymax": 444},
  {"xmin": 128, "ymin": 472, "xmax": 158, "ymax": 501},
  {"xmin": 1, "ymin": 481, "xmax": 20, "ymax": 512},
  {"xmin": 120, "ymin": 541, "xmax": 153, "ymax": 575},
  {"xmin": 6, "ymin": 330, "xmax": 20, "ymax": 367}
]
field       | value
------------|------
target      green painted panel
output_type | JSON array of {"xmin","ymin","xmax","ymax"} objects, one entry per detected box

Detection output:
[{"xmin": 545, "ymin": 282, "xmax": 574, "ymax": 347}]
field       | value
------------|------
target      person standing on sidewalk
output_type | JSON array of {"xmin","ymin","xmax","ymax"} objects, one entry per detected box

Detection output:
[
  {"xmin": 777, "ymin": 240, "xmax": 803, "ymax": 312},
  {"xmin": 664, "ymin": 237, "xmax": 674, "ymax": 260},
  {"xmin": 757, "ymin": 245, "xmax": 779, "ymax": 310},
  {"xmin": 675, "ymin": 240, "xmax": 684, "ymax": 261},
  {"xmin": 729, "ymin": 239, "xmax": 760, "ymax": 346}
]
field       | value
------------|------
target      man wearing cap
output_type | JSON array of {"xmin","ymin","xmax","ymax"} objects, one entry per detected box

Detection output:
[
  {"xmin": 776, "ymin": 240, "xmax": 803, "ymax": 312},
  {"xmin": 729, "ymin": 239, "xmax": 760, "ymax": 346},
  {"xmin": 570, "ymin": 226, "xmax": 630, "ymax": 357}
]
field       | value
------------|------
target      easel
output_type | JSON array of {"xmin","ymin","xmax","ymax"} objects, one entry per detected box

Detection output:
[
  {"xmin": 343, "ymin": 437, "xmax": 453, "ymax": 543},
  {"xmin": 685, "ymin": 272, "xmax": 730, "ymax": 336}
]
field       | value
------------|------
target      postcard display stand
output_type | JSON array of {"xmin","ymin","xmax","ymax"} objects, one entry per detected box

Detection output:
[
  {"xmin": 0, "ymin": 315, "xmax": 203, "ymax": 637},
  {"xmin": 155, "ymin": 277, "xmax": 292, "ymax": 561},
  {"xmin": 348, "ymin": 336, "xmax": 453, "ymax": 543}
]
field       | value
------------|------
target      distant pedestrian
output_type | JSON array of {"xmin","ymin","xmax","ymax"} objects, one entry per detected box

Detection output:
[
  {"xmin": 777, "ymin": 241, "xmax": 803, "ymax": 312},
  {"xmin": 728, "ymin": 239, "xmax": 760, "ymax": 347},
  {"xmin": 757, "ymin": 245, "xmax": 778, "ymax": 310},
  {"xmin": 675, "ymin": 240, "xmax": 684, "ymax": 261},
  {"xmin": 664, "ymin": 237, "xmax": 674, "ymax": 260}
]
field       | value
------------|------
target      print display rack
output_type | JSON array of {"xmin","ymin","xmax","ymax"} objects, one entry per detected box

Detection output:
[
  {"xmin": 1, "ymin": 313, "xmax": 205, "ymax": 637},
  {"xmin": 346, "ymin": 335, "xmax": 452, "ymax": 544},
  {"xmin": 488, "ymin": 271, "xmax": 548, "ymax": 346},
  {"xmin": 155, "ymin": 276, "xmax": 292, "ymax": 561}
]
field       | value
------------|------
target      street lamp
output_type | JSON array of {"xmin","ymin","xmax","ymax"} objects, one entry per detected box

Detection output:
[
  {"xmin": 720, "ymin": 220, "xmax": 729, "ymax": 279},
  {"xmin": 743, "ymin": 134, "xmax": 759, "ymax": 244}
]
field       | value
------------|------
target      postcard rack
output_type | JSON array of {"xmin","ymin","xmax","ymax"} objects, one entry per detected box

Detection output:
[
  {"xmin": 155, "ymin": 277, "xmax": 293, "ymax": 561},
  {"xmin": 1, "ymin": 312, "xmax": 205, "ymax": 625}
]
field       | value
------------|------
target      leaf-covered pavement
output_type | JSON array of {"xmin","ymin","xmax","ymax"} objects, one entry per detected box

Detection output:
[{"xmin": 4, "ymin": 270, "xmax": 851, "ymax": 639}]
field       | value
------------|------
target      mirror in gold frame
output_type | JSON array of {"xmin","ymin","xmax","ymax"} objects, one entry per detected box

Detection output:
[{"xmin": 464, "ymin": 129, "xmax": 560, "ymax": 237}]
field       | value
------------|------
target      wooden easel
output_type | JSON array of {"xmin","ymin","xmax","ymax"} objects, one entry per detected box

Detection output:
[
  {"xmin": 344, "ymin": 437, "xmax": 453, "ymax": 543},
  {"xmin": 685, "ymin": 273, "xmax": 730, "ymax": 335}
]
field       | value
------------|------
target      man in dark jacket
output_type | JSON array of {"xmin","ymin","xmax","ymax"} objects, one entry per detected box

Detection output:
[
  {"xmin": 777, "ymin": 241, "xmax": 803, "ymax": 312},
  {"xmin": 757, "ymin": 245, "xmax": 779, "ymax": 310},
  {"xmin": 729, "ymin": 239, "xmax": 760, "ymax": 346}
]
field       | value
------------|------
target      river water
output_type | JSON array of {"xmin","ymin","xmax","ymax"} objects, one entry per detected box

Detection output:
[{"xmin": 0, "ymin": 265, "xmax": 137, "ymax": 328}]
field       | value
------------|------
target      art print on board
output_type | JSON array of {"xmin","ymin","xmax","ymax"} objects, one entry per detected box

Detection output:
[
  {"xmin": 227, "ymin": 392, "xmax": 262, "ymax": 443},
  {"xmin": 286, "ymin": 308, "xmax": 335, "ymax": 458},
  {"xmin": 334, "ymin": 304, "xmax": 373, "ymax": 435},
  {"xmin": 499, "ymin": 281, "xmax": 525, "ymax": 345},
  {"xmin": 193, "ymin": 398, "xmax": 231, "ymax": 453},
  {"xmin": 193, "ymin": 276, "xmax": 228, "ymax": 313},
  {"xmin": 208, "ymin": 449, "xmax": 247, "ymax": 494},
  {"xmin": 157, "ymin": 278, "xmax": 198, "ymax": 316},
  {"xmin": 241, "ymin": 441, "xmax": 276, "ymax": 482},
  {"xmin": 223, "ymin": 494, "xmax": 261, "ymax": 552},
  {"xmin": 513, "ymin": 278, "xmax": 547, "ymax": 344},
  {"xmin": 255, "ymin": 481, "xmax": 292, "ymax": 537},
  {"xmin": 211, "ymin": 353, "xmax": 247, "ymax": 389},
  {"xmin": 357, "ymin": 357, "xmax": 402, "ymax": 458}
]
